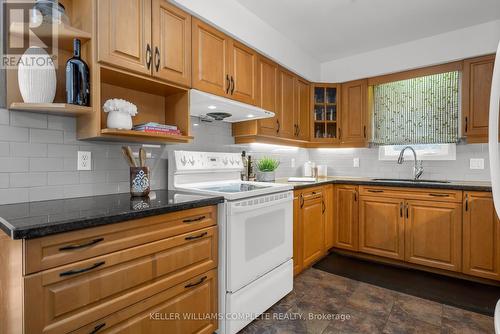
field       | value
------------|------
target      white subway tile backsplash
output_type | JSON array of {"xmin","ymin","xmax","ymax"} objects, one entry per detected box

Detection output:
[
  {"xmin": 29, "ymin": 158, "xmax": 64, "ymax": 172},
  {"xmin": 47, "ymin": 115, "xmax": 76, "ymax": 132},
  {"xmin": 0, "ymin": 125, "xmax": 29, "ymax": 142},
  {"xmin": 11, "ymin": 111, "xmax": 47, "ymax": 129},
  {"xmin": 0, "ymin": 174, "xmax": 9, "ymax": 188},
  {"xmin": 47, "ymin": 144, "xmax": 78, "ymax": 158},
  {"xmin": 47, "ymin": 171, "xmax": 80, "ymax": 185},
  {"xmin": 79, "ymin": 171, "xmax": 107, "ymax": 184},
  {"xmin": 0, "ymin": 109, "xmax": 9, "ymax": 125},
  {"xmin": 10, "ymin": 143, "xmax": 47, "ymax": 157},
  {"xmin": 30, "ymin": 128, "xmax": 63, "ymax": 144},
  {"xmin": 29, "ymin": 186, "xmax": 65, "ymax": 202},
  {"xmin": 0, "ymin": 142, "xmax": 9, "ymax": 156},
  {"xmin": 10, "ymin": 173, "xmax": 46, "ymax": 188},
  {"xmin": 0, "ymin": 188, "xmax": 29, "ymax": 204},
  {"xmin": 0, "ymin": 157, "xmax": 29, "ymax": 172}
]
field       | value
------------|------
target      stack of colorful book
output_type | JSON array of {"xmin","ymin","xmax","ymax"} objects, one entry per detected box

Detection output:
[{"xmin": 133, "ymin": 122, "xmax": 182, "ymax": 135}]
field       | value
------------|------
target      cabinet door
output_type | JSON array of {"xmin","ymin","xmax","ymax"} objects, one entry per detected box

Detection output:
[
  {"xmin": 333, "ymin": 185, "xmax": 359, "ymax": 251},
  {"xmin": 229, "ymin": 40, "xmax": 257, "ymax": 105},
  {"xmin": 462, "ymin": 55, "xmax": 495, "ymax": 142},
  {"xmin": 359, "ymin": 196, "xmax": 405, "ymax": 260},
  {"xmin": 293, "ymin": 192, "xmax": 303, "ymax": 276},
  {"xmin": 463, "ymin": 192, "xmax": 500, "ymax": 280},
  {"xmin": 98, "ymin": 0, "xmax": 152, "ymax": 75},
  {"xmin": 341, "ymin": 79, "xmax": 367, "ymax": 146},
  {"xmin": 300, "ymin": 192, "xmax": 325, "ymax": 267},
  {"xmin": 152, "ymin": 0, "xmax": 191, "ymax": 86},
  {"xmin": 278, "ymin": 68, "xmax": 297, "ymax": 139},
  {"xmin": 192, "ymin": 18, "xmax": 231, "ymax": 97},
  {"xmin": 296, "ymin": 78, "xmax": 310, "ymax": 141},
  {"xmin": 257, "ymin": 57, "xmax": 280, "ymax": 136},
  {"xmin": 324, "ymin": 185, "xmax": 335, "ymax": 249},
  {"xmin": 405, "ymin": 200, "xmax": 462, "ymax": 272}
]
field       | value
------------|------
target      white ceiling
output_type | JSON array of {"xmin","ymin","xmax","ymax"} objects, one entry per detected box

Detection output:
[{"xmin": 235, "ymin": 0, "xmax": 500, "ymax": 62}]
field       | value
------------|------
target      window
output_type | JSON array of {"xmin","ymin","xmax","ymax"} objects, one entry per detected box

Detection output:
[
  {"xmin": 378, "ymin": 143, "xmax": 456, "ymax": 161},
  {"xmin": 372, "ymin": 71, "xmax": 460, "ymax": 145}
]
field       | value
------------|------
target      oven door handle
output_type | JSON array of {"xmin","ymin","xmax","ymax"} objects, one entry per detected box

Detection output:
[{"xmin": 228, "ymin": 193, "xmax": 293, "ymax": 214}]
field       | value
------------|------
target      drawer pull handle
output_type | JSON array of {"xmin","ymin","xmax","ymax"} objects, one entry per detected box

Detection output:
[
  {"xmin": 60, "ymin": 261, "xmax": 105, "ymax": 277},
  {"xmin": 89, "ymin": 323, "xmax": 106, "ymax": 334},
  {"xmin": 185, "ymin": 276, "xmax": 207, "ymax": 289},
  {"xmin": 185, "ymin": 232, "xmax": 208, "ymax": 241},
  {"xmin": 183, "ymin": 215, "xmax": 206, "ymax": 223},
  {"xmin": 429, "ymin": 193, "xmax": 450, "ymax": 197},
  {"xmin": 59, "ymin": 237, "xmax": 104, "ymax": 251},
  {"xmin": 368, "ymin": 189, "xmax": 384, "ymax": 193}
]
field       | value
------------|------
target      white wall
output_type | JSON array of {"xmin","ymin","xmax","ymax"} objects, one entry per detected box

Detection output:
[
  {"xmin": 320, "ymin": 20, "xmax": 500, "ymax": 83},
  {"xmin": 170, "ymin": 0, "xmax": 321, "ymax": 81}
]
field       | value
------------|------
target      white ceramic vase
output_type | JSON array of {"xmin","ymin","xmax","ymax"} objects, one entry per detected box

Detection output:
[
  {"xmin": 17, "ymin": 47, "xmax": 56, "ymax": 103},
  {"xmin": 107, "ymin": 111, "xmax": 133, "ymax": 130}
]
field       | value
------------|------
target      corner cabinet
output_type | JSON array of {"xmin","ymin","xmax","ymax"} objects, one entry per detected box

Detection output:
[
  {"xmin": 98, "ymin": 0, "xmax": 191, "ymax": 87},
  {"xmin": 311, "ymin": 84, "xmax": 340, "ymax": 143},
  {"xmin": 192, "ymin": 18, "xmax": 256, "ymax": 105},
  {"xmin": 463, "ymin": 191, "xmax": 500, "ymax": 280},
  {"xmin": 462, "ymin": 54, "xmax": 496, "ymax": 143},
  {"xmin": 340, "ymin": 79, "xmax": 368, "ymax": 147},
  {"xmin": 333, "ymin": 185, "xmax": 359, "ymax": 251}
]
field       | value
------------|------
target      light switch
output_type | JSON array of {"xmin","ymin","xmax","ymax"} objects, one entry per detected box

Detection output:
[
  {"xmin": 353, "ymin": 157, "xmax": 360, "ymax": 168},
  {"xmin": 470, "ymin": 158, "xmax": 484, "ymax": 170}
]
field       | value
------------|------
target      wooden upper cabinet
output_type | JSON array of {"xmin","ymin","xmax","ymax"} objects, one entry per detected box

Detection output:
[
  {"xmin": 98, "ymin": 0, "xmax": 152, "ymax": 75},
  {"xmin": 192, "ymin": 18, "xmax": 231, "ymax": 96},
  {"xmin": 462, "ymin": 54, "xmax": 496, "ymax": 142},
  {"xmin": 463, "ymin": 192, "xmax": 500, "ymax": 280},
  {"xmin": 256, "ymin": 57, "xmax": 280, "ymax": 135},
  {"xmin": 229, "ymin": 40, "xmax": 257, "ymax": 105},
  {"xmin": 359, "ymin": 196, "xmax": 405, "ymax": 260},
  {"xmin": 405, "ymin": 200, "xmax": 462, "ymax": 272},
  {"xmin": 341, "ymin": 79, "xmax": 368, "ymax": 146},
  {"xmin": 152, "ymin": 0, "xmax": 191, "ymax": 86},
  {"xmin": 300, "ymin": 189, "xmax": 326, "ymax": 267},
  {"xmin": 333, "ymin": 185, "xmax": 359, "ymax": 251},
  {"xmin": 296, "ymin": 78, "xmax": 310, "ymax": 141},
  {"xmin": 278, "ymin": 68, "xmax": 297, "ymax": 139}
]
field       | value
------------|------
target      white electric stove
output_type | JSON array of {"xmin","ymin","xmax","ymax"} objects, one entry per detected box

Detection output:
[{"xmin": 173, "ymin": 151, "xmax": 293, "ymax": 334}]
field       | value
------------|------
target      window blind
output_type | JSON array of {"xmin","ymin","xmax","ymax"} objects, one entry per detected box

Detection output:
[{"xmin": 372, "ymin": 71, "xmax": 460, "ymax": 145}]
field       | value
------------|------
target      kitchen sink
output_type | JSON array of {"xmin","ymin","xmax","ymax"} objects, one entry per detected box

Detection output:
[{"xmin": 371, "ymin": 178, "xmax": 451, "ymax": 184}]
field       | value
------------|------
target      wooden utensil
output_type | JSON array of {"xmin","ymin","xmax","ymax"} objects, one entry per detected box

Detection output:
[
  {"xmin": 139, "ymin": 148, "xmax": 146, "ymax": 167},
  {"xmin": 121, "ymin": 146, "xmax": 137, "ymax": 167}
]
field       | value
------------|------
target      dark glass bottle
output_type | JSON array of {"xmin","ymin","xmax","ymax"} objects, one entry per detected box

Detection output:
[{"xmin": 66, "ymin": 38, "xmax": 90, "ymax": 106}]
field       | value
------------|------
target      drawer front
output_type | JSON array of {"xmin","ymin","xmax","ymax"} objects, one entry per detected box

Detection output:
[
  {"xmin": 359, "ymin": 186, "xmax": 462, "ymax": 203},
  {"xmin": 25, "ymin": 206, "xmax": 217, "ymax": 274},
  {"xmin": 71, "ymin": 270, "xmax": 218, "ymax": 334},
  {"xmin": 25, "ymin": 226, "xmax": 217, "ymax": 334},
  {"xmin": 300, "ymin": 186, "xmax": 324, "ymax": 202}
]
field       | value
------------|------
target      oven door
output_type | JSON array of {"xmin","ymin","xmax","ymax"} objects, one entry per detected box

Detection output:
[{"xmin": 226, "ymin": 191, "xmax": 293, "ymax": 293}]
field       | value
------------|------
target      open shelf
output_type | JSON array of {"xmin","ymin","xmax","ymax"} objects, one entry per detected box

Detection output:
[
  {"xmin": 9, "ymin": 102, "xmax": 92, "ymax": 116},
  {"xmin": 101, "ymin": 129, "xmax": 193, "ymax": 143},
  {"xmin": 9, "ymin": 22, "xmax": 91, "ymax": 52}
]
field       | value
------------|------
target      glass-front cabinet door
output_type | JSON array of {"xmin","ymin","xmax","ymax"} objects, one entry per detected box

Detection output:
[{"xmin": 311, "ymin": 84, "xmax": 340, "ymax": 143}]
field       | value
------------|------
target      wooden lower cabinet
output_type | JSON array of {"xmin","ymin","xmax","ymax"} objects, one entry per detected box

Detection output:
[
  {"xmin": 333, "ymin": 185, "xmax": 359, "ymax": 251},
  {"xmin": 463, "ymin": 192, "xmax": 500, "ymax": 280},
  {"xmin": 293, "ymin": 192, "xmax": 302, "ymax": 275},
  {"xmin": 405, "ymin": 200, "xmax": 462, "ymax": 272},
  {"xmin": 324, "ymin": 185, "xmax": 335, "ymax": 249},
  {"xmin": 359, "ymin": 196, "xmax": 405, "ymax": 260},
  {"xmin": 72, "ymin": 270, "xmax": 218, "ymax": 334},
  {"xmin": 1, "ymin": 206, "xmax": 219, "ymax": 334}
]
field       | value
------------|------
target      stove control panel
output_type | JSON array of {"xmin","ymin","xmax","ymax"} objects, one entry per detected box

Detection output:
[{"xmin": 174, "ymin": 151, "xmax": 243, "ymax": 171}]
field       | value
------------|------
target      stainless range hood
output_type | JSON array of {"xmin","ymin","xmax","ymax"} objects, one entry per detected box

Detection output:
[{"xmin": 189, "ymin": 89, "xmax": 274, "ymax": 122}]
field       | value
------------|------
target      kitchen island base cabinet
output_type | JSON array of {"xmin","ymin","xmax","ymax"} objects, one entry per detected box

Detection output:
[
  {"xmin": 0, "ymin": 206, "xmax": 219, "ymax": 334},
  {"xmin": 463, "ymin": 192, "xmax": 500, "ymax": 280},
  {"xmin": 405, "ymin": 200, "xmax": 462, "ymax": 272},
  {"xmin": 359, "ymin": 196, "xmax": 404, "ymax": 260}
]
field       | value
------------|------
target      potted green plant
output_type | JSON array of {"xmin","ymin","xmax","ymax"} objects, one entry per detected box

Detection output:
[{"xmin": 255, "ymin": 156, "xmax": 280, "ymax": 182}]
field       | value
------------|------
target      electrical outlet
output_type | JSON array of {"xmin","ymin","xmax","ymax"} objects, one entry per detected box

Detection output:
[
  {"xmin": 77, "ymin": 151, "xmax": 92, "ymax": 171},
  {"xmin": 470, "ymin": 158, "xmax": 484, "ymax": 170},
  {"xmin": 353, "ymin": 157, "xmax": 360, "ymax": 168},
  {"xmin": 291, "ymin": 158, "xmax": 295, "ymax": 168}
]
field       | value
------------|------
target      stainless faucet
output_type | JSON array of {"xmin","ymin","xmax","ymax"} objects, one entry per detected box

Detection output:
[{"xmin": 397, "ymin": 146, "xmax": 424, "ymax": 180}]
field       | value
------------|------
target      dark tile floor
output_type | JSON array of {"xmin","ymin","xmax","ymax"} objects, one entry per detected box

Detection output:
[{"xmin": 239, "ymin": 268, "xmax": 495, "ymax": 334}]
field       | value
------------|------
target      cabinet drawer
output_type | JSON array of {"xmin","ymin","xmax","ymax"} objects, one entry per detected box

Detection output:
[
  {"xmin": 359, "ymin": 186, "xmax": 462, "ymax": 203},
  {"xmin": 24, "ymin": 226, "xmax": 217, "ymax": 334},
  {"xmin": 25, "ymin": 206, "xmax": 217, "ymax": 274},
  {"xmin": 71, "ymin": 270, "xmax": 218, "ymax": 334},
  {"xmin": 300, "ymin": 186, "xmax": 324, "ymax": 200}
]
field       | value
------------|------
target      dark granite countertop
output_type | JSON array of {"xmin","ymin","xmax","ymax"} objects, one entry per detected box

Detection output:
[
  {"xmin": 274, "ymin": 177, "xmax": 492, "ymax": 192},
  {"xmin": 0, "ymin": 190, "xmax": 224, "ymax": 240}
]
